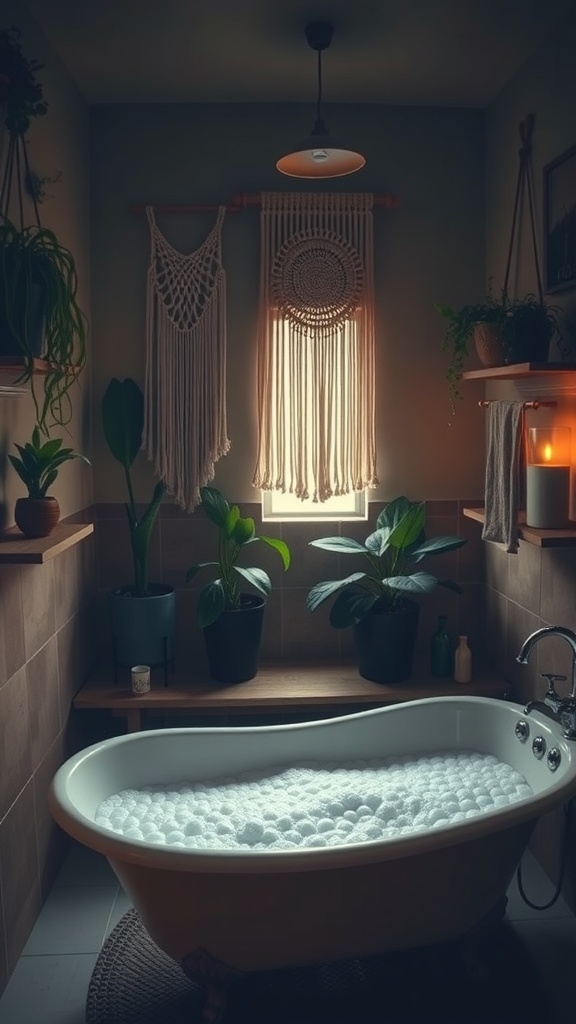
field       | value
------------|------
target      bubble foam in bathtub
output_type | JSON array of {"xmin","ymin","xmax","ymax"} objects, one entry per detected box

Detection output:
[{"xmin": 95, "ymin": 749, "xmax": 533, "ymax": 853}]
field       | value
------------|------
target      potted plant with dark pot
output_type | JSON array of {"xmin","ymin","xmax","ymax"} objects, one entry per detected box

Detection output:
[
  {"xmin": 306, "ymin": 495, "xmax": 467, "ymax": 684},
  {"xmin": 101, "ymin": 377, "xmax": 174, "ymax": 675},
  {"xmin": 436, "ymin": 286, "xmax": 560, "ymax": 416},
  {"xmin": 8, "ymin": 425, "xmax": 90, "ymax": 538},
  {"xmin": 186, "ymin": 486, "xmax": 290, "ymax": 683}
]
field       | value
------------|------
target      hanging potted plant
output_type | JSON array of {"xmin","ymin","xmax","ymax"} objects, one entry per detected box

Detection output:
[
  {"xmin": 436, "ymin": 287, "xmax": 560, "ymax": 416},
  {"xmin": 306, "ymin": 495, "xmax": 466, "ymax": 684},
  {"xmin": 0, "ymin": 27, "xmax": 87, "ymax": 433},
  {"xmin": 8, "ymin": 425, "xmax": 90, "ymax": 538},
  {"xmin": 101, "ymin": 377, "xmax": 174, "ymax": 672},
  {"xmin": 186, "ymin": 486, "xmax": 290, "ymax": 683}
]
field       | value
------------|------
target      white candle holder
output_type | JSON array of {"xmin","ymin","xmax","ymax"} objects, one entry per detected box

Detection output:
[
  {"xmin": 131, "ymin": 664, "xmax": 151, "ymax": 694},
  {"xmin": 526, "ymin": 427, "xmax": 571, "ymax": 529}
]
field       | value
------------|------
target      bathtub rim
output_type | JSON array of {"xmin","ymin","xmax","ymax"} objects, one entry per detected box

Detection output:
[{"xmin": 49, "ymin": 695, "xmax": 576, "ymax": 874}]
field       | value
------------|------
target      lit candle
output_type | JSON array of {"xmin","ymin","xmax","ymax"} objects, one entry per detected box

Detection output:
[{"xmin": 525, "ymin": 427, "xmax": 571, "ymax": 529}]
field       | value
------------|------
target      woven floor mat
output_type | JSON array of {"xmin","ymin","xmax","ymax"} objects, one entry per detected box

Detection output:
[{"xmin": 86, "ymin": 908, "xmax": 549, "ymax": 1024}]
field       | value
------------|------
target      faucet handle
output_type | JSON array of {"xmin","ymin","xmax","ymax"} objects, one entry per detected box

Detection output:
[{"xmin": 540, "ymin": 673, "xmax": 567, "ymax": 693}]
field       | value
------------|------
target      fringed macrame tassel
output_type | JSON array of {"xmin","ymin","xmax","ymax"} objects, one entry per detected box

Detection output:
[
  {"xmin": 144, "ymin": 207, "xmax": 230, "ymax": 512},
  {"xmin": 253, "ymin": 192, "xmax": 379, "ymax": 502}
]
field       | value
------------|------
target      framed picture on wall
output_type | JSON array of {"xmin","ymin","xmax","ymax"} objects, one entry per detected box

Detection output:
[{"xmin": 543, "ymin": 144, "xmax": 576, "ymax": 293}]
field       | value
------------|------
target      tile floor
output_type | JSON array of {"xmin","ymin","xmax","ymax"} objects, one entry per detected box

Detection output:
[{"xmin": 0, "ymin": 842, "xmax": 575, "ymax": 1024}]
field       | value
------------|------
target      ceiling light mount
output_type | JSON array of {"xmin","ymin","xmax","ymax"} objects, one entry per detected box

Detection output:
[
  {"xmin": 275, "ymin": 21, "xmax": 366, "ymax": 180},
  {"xmin": 304, "ymin": 21, "xmax": 334, "ymax": 53}
]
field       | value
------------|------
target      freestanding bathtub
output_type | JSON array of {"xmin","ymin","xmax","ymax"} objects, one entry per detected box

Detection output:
[{"xmin": 49, "ymin": 696, "xmax": 576, "ymax": 1022}]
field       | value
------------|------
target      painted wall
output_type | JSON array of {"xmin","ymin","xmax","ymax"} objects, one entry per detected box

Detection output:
[{"xmin": 484, "ymin": 8, "xmax": 576, "ymax": 913}]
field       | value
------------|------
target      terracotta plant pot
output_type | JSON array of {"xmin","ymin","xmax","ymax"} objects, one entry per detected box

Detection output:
[
  {"xmin": 473, "ymin": 324, "xmax": 506, "ymax": 368},
  {"xmin": 14, "ymin": 496, "xmax": 60, "ymax": 538}
]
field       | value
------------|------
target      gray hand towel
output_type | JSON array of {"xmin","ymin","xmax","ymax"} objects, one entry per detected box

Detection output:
[{"xmin": 481, "ymin": 401, "xmax": 524, "ymax": 553}]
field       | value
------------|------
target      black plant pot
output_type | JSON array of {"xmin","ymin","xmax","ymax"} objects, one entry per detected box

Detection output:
[
  {"xmin": 203, "ymin": 594, "xmax": 265, "ymax": 684},
  {"xmin": 109, "ymin": 583, "xmax": 175, "ymax": 668},
  {"xmin": 0, "ymin": 279, "xmax": 47, "ymax": 358},
  {"xmin": 354, "ymin": 599, "xmax": 420, "ymax": 684}
]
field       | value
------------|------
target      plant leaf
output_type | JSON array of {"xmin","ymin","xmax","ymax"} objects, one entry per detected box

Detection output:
[
  {"xmin": 388, "ymin": 503, "xmax": 426, "ymax": 550},
  {"xmin": 365, "ymin": 527, "xmax": 391, "ymax": 557},
  {"xmin": 309, "ymin": 537, "xmax": 367, "ymax": 554},
  {"xmin": 330, "ymin": 590, "xmax": 379, "ymax": 628},
  {"xmin": 200, "ymin": 486, "xmax": 230, "ymax": 529},
  {"xmin": 410, "ymin": 536, "xmax": 467, "ymax": 559},
  {"xmin": 231, "ymin": 515, "xmax": 255, "ymax": 544},
  {"xmin": 383, "ymin": 571, "xmax": 438, "ymax": 595},
  {"xmin": 197, "ymin": 581, "xmax": 226, "ymax": 628},
  {"xmin": 306, "ymin": 573, "xmax": 367, "ymax": 612},
  {"xmin": 185, "ymin": 561, "xmax": 219, "ymax": 584},
  {"xmin": 101, "ymin": 378, "xmax": 143, "ymax": 469},
  {"xmin": 260, "ymin": 535, "xmax": 291, "ymax": 570},
  {"xmin": 235, "ymin": 566, "xmax": 271, "ymax": 596}
]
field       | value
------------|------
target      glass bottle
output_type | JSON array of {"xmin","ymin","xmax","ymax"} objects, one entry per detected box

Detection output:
[
  {"xmin": 430, "ymin": 615, "xmax": 452, "ymax": 677},
  {"xmin": 454, "ymin": 635, "xmax": 472, "ymax": 683}
]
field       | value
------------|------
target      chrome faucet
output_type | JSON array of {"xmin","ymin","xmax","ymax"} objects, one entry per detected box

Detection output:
[{"xmin": 516, "ymin": 625, "xmax": 576, "ymax": 739}]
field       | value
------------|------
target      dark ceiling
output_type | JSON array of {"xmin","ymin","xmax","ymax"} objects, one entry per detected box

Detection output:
[{"xmin": 25, "ymin": 0, "xmax": 576, "ymax": 108}]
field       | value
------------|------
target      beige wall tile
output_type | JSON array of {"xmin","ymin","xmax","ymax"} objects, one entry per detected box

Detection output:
[
  {"xmin": 21, "ymin": 564, "xmax": 56, "ymax": 663},
  {"xmin": 33, "ymin": 734, "xmax": 68, "ymax": 901},
  {"xmin": 507, "ymin": 540, "xmax": 542, "ymax": 617},
  {"xmin": 26, "ymin": 638, "xmax": 61, "ymax": 767},
  {"xmin": 0, "ymin": 781, "xmax": 42, "ymax": 973},
  {"xmin": 0, "ymin": 568, "xmax": 25, "ymax": 688},
  {"xmin": 0, "ymin": 668, "xmax": 32, "ymax": 822}
]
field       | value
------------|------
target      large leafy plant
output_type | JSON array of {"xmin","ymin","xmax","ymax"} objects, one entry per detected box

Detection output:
[
  {"xmin": 306, "ymin": 495, "xmax": 466, "ymax": 626},
  {"xmin": 101, "ymin": 377, "xmax": 166, "ymax": 598},
  {"xmin": 9, "ymin": 425, "xmax": 90, "ymax": 499},
  {"xmin": 186, "ymin": 486, "xmax": 290, "ymax": 628}
]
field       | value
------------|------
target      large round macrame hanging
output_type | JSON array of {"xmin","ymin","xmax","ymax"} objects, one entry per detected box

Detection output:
[{"xmin": 271, "ymin": 230, "xmax": 364, "ymax": 333}]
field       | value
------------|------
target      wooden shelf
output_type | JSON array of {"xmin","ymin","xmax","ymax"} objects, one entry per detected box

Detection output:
[
  {"xmin": 74, "ymin": 661, "xmax": 512, "ymax": 732},
  {"xmin": 463, "ymin": 507, "xmax": 576, "ymax": 547},
  {"xmin": 0, "ymin": 521, "xmax": 94, "ymax": 563},
  {"xmin": 0, "ymin": 357, "xmax": 49, "ymax": 375},
  {"xmin": 463, "ymin": 362, "xmax": 576, "ymax": 381}
]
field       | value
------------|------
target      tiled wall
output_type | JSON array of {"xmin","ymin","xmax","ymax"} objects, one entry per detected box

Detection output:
[
  {"xmin": 485, "ymin": 538, "xmax": 576, "ymax": 914},
  {"xmin": 0, "ymin": 517, "xmax": 97, "ymax": 993},
  {"xmin": 93, "ymin": 499, "xmax": 486, "ymax": 671}
]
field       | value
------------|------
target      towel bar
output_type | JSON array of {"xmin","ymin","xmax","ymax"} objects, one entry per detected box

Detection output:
[{"xmin": 478, "ymin": 400, "xmax": 557, "ymax": 410}]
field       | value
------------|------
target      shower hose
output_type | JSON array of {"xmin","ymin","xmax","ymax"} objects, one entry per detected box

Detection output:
[{"xmin": 516, "ymin": 796, "xmax": 575, "ymax": 910}]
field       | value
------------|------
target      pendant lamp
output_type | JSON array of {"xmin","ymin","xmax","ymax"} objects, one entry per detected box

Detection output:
[{"xmin": 276, "ymin": 22, "xmax": 366, "ymax": 180}]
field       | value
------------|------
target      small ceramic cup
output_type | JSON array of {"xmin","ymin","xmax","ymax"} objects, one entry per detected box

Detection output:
[{"xmin": 130, "ymin": 664, "xmax": 151, "ymax": 694}]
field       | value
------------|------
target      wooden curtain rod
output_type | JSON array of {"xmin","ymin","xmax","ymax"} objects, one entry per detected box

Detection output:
[{"xmin": 129, "ymin": 191, "xmax": 400, "ymax": 214}]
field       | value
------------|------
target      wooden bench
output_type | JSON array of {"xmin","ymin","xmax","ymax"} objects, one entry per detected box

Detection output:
[{"xmin": 73, "ymin": 661, "xmax": 512, "ymax": 733}]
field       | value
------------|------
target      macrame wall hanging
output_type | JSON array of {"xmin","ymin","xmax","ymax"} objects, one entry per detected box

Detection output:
[
  {"xmin": 252, "ymin": 191, "xmax": 378, "ymax": 502},
  {"xmin": 143, "ymin": 206, "xmax": 229, "ymax": 511}
]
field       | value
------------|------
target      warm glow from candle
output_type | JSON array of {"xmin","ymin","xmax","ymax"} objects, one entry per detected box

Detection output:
[{"xmin": 544, "ymin": 443, "xmax": 553, "ymax": 462}]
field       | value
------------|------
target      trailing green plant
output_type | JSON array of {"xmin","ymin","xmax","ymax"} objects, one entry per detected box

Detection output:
[
  {"xmin": 306, "ymin": 495, "xmax": 466, "ymax": 626},
  {"xmin": 0, "ymin": 27, "xmax": 48, "ymax": 135},
  {"xmin": 0, "ymin": 216, "xmax": 88, "ymax": 432},
  {"xmin": 436, "ymin": 285, "xmax": 561, "ymax": 415},
  {"xmin": 186, "ymin": 485, "xmax": 291, "ymax": 628},
  {"xmin": 101, "ymin": 377, "xmax": 166, "ymax": 598},
  {"xmin": 8, "ymin": 425, "xmax": 90, "ymax": 499},
  {"xmin": 0, "ymin": 30, "xmax": 87, "ymax": 433}
]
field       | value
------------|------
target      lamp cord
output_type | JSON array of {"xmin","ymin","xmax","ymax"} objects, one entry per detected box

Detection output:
[{"xmin": 316, "ymin": 48, "xmax": 323, "ymax": 121}]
